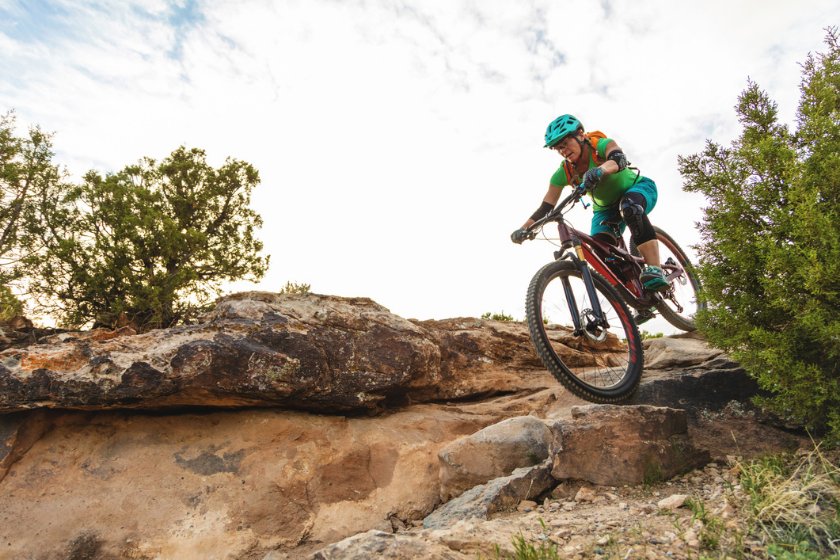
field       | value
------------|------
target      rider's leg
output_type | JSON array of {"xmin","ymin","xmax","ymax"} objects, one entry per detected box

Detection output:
[
  {"xmin": 590, "ymin": 207, "xmax": 620, "ymax": 245},
  {"xmin": 619, "ymin": 192, "xmax": 657, "ymax": 259},
  {"xmin": 636, "ymin": 239, "xmax": 661, "ymax": 268},
  {"xmin": 620, "ymin": 182, "xmax": 669, "ymax": 292}
]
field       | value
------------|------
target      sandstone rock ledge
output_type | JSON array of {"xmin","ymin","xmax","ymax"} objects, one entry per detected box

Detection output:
[{"xmin": 0, "ymin": 292, "xmax": 571, "ymax": 413}]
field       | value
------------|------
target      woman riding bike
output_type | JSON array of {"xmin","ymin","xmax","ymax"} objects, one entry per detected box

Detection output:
[{"xmin": 511, "ymin": 114, "xmax": 667, "ymax": 324}]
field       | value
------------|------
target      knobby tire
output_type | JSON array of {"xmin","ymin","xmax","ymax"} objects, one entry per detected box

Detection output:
[
  {"xmin": 526, "ymin": 260, "xmax": 643, "ymax": 403},
  {"xmin": 630, "ymin": 226, "xmax": 705, "ymax": 332}
]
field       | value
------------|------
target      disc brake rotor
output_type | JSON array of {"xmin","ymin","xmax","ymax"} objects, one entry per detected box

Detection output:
[{"xmin": 580, "ymin": 308, "xmax": 607, "ymax": 342}]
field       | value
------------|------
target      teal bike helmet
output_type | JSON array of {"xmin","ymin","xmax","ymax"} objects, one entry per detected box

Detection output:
[{"xmin": 544, "ymin": 114, "xmax": 583, "ymax": 148}]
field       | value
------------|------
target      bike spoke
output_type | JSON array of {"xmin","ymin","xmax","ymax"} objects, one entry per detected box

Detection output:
[
  {"xmin": 541, "ymin": 272, "xmax": 632, "ymax": 390},
  {"xmin": 659, "ymin": 240, "xmax": 701, "ymax": 321}
]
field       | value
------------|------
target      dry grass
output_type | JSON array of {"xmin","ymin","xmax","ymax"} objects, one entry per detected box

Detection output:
[{"xmin": 738, "ymin": 445, "xmax": 840, "ymax": 556}]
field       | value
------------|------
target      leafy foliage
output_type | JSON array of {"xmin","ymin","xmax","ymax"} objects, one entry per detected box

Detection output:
[
  {"xmin": 680, "ymin": 29, "xmax": 840, "ymax": 441},
  {"xmin": 482, "ymin": 530, "xmax": 561, "ymax": 560},
  {"xmin": 639, "ymin": 330, "xmax": 664, "ymax": 341},
  {"xmin": 684, "ymin": 497, "xmax": 724, "ymax": 550},
  {"xmin": 279, "ymin": 281, "xmax": 311, "ymax": 295},
  {"xmin": 0, "ymin": 285, "xmax": 23, "ymax": 321},
  {"xmin": 0, "ymin": 111, "xmax": 64, "ymax": 285},
  {"xmin": 22, "ymin": 146, "xmax": 270, "ymax": 330},
  {"xmin": 481, "ymin": 311, "xmax": 515, "ymax": 322},
  {"xmin": 504, "ymin": 534, "xmax": 561, "ymax": 560}
]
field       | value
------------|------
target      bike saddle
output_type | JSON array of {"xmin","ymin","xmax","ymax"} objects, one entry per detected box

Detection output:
[{"xmin": 599, "ymin": 216, "xmax": 623, "ymax": 227}]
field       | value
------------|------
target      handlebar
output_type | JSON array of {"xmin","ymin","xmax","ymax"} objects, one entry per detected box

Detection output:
[{"xmin": 525, "ymin": 185, "xmax": 587, "ymax": 234}]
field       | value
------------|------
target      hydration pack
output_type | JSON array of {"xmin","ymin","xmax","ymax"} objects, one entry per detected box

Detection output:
[{"xmin": 561, "ymin": 131, "xmax": 608, "ymax": 187}]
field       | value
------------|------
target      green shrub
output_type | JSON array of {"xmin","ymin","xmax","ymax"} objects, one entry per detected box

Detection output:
[
  {"xmin": 639, "ymin": 330, "xmax": 664, "ymax": 341},
  {"xmin": 679, "ymin": 30, "xmax": 840, "ymax": 442},
  {"xmin": 642, "ymin": 454, "xmax": 662, "ymax": 486},
  {"xmin": 483, "ymin": 532, "xmax": 561, "ymax": 560},
  {"xmin": 0, "ymin": 285, "xmax": 23, "ymax": 321},
  {"xmin": 684, "ymin": 497, "xmax": 724, "ymax": 550},
  {"xmin": 21, "ymin": 145, "xmax": 269, "ymax": 331},
  {"xmin": 767, "ymin": 543, "xmax": 840, "ymax": 560},
  {"xmin": 279, "ymin": 281, "xmax": 311, "ymax": 295},
  {"xmin": 481, "ymin": 311, "xmax": 515, "ymax": 322}
]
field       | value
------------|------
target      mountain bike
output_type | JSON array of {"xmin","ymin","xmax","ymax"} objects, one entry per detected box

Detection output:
[{"xmin": 520, "ymin": 186, "xmax": 704, "ymax": 403}]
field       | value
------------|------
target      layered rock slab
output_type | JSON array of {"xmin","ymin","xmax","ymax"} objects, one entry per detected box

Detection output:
[
  {"xmin": 423, "ymin": 460, "xmax": 554, "ymax": 530},
  {"xmin": 642, "ymin": 336, "xmax": 723, "ymax": 370},
  {"xmin": 437, "ymin": 415, "xmax": 552, "ymax": 501},
  {"xmin": 0, "ymin": 293, "xmax": 442, "ymax": 412},
  {"xmin": 0, "ymin": 293, "xmax": 572, "ymax": 413}
]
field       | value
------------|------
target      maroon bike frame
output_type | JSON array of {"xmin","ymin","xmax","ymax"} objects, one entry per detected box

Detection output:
[{"xmin": 555, "ymin": 219, "xmax": 683, "ymax": 312}]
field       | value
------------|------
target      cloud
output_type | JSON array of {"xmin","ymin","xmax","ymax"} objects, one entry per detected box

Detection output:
[{"xmin": 1, "ymin": 0, "xmax": 839, "ymax": 324}]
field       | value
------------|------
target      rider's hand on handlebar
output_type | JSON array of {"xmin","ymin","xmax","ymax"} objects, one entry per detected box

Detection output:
[
  {"xmin": 582, "ymin": 167, "xmax": 604, "ymax": 192},
  {"xmin": 510, "ymin": 228, "xmax": 531, "ymax": 244}
]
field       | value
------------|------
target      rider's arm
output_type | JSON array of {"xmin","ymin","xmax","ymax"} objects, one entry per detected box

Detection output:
[
  {"xmin": 596, "ymin": 141, "xmax": 622, "ymax": 175},
  {"xmin": 521, "ymin": 184, "xmax": 563, "ymax": 229}
]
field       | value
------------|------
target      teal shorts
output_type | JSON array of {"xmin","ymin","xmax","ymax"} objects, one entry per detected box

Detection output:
[{"xmin": 590, "ymin": 177, "xmax": 658, "ymax": 238}]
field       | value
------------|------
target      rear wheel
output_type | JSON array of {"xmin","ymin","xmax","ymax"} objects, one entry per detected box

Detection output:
[
  {"xmin": 526, "ymin": 260, "xmax": 643, "ymax": 403},
  {"xmin": 630, "ymin": 227, "xmax": 705, "ymax": 331}
]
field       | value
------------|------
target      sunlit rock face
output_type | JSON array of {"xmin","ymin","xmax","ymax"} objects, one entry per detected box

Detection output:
[
  {"xmin": 0, "ymin": 292, "xmax": 576, "ymax": 413},
  {"xmin": 0, "ymin": 406, "xmax": 504, "ymax": 559}
]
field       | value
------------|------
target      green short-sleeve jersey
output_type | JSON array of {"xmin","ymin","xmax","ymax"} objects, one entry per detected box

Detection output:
[{"xmin": 549, "ymin": 137, "xmax": 643, "ymax": 211}]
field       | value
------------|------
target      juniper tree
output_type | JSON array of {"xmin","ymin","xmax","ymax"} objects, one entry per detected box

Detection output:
[
  {"xmin": 23, "ymin": 146, "xmax": 270, "ymax": 330},
  {"xmin": 680, "ymin": 29, "xmax": 840, "ymax": 440},
  {"xmin": 0, "ymin": 111, "xmax": 64, "ymax": 285}
]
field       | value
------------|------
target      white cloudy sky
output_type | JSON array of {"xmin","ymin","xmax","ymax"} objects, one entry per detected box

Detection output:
[{"xmin": 1, "ymin": 0, "xmax": 837, "ymax": 331}]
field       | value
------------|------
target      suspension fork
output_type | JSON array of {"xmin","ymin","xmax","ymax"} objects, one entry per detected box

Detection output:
[
  {"xmin": 561, "ymin": 275, "xmax": 583, "ymax": 334},
  {"xmin": 560, "ymin": 238, "xmax": 609, "ymax": 335}
]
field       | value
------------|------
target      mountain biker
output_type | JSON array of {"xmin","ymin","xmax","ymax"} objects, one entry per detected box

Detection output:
[{"xmin": 511, "ymin": 115, "xmax": 669, "ymax": 319}]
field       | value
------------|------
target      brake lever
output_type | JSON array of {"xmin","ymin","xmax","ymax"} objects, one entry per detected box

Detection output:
[{"xmin": 574, "ymin": 185, "xmax": 590, "ymax": 209}]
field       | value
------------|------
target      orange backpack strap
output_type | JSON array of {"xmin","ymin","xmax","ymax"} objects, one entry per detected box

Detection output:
[
  {"xmin": 562, "ymin": 131, "xmax": 609, "ymax": 185},
  {"xmin": 562, "ymin": 160, "xmax": 578, "ymax": 186},
  {"xmin": 585, "ymin": 131, "xmax": 608, "ymax": 162}
]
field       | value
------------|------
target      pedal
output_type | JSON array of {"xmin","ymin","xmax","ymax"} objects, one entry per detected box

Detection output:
[{"xmin": 633, "ymin": 308, "xmax": 656, "ymax": 325}]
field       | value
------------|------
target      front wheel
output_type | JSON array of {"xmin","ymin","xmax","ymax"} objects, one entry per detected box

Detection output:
[{"xmin": 526, "ymin": 260, "xmax": 643, "ymax": 403}]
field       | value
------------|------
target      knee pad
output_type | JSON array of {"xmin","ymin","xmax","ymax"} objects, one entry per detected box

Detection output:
[{"xmin": 620, "ymin": 199, "xmax": 656, "ymax": 245}]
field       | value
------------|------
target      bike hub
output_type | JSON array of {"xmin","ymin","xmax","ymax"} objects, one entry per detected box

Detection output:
[{"xmin": 580, "ymin": 309, "xmax": 607, "ymax": 342}]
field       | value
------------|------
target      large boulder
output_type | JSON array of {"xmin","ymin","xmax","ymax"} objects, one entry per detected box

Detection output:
[
  {"xmin": 550, "ymin": 405, "xmax": 711, "ymax": 486},
  {"xmin": 643, "ymin": 336, "xmax": 723, "ymax": 370},
  {"xmin": 437, "ymin": 415, "xmax": 552, "ymax": 501}
]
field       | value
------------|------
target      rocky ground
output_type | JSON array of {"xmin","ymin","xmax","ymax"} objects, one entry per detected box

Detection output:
[
  {"xmin": 301, "ymin": 460, "xmax": 807, "ymax": 560},
  {"xmin": 425, "ymin": 461, "xmax": 755, "ymax": 560},
  {"xmin": 298, "ymin": 414, "xmax": 812, "ymax": 560},
  {"xmin": 0, "ymin": 293, "xmax": 818, "ymax": 560}
]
